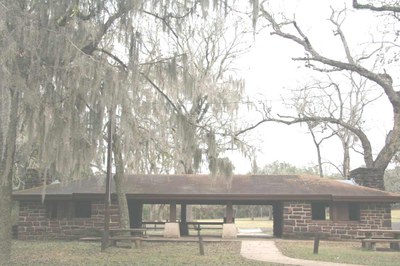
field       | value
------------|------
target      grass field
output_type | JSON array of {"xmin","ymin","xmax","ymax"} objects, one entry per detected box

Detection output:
[
  {"xmin": 11, "ymin": 214, "xmax": 400, "ymax": 265},
  {"xmin": 11, "ymin": 240, "xmax": 275, "ymax": 266},
  {"xmin": 12, "ymin": 239, "xmax": 400, "ymax": 266},
  {"xmin": 275, "ymin": 239, "xmax": 400, "ymax": 266},
  {"xmin": 234, "ymin": 218, "xmax": 273, "ymax": 229}
]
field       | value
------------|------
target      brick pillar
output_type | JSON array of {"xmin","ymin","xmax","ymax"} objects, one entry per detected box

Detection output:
[{"xmin": 350, "ymin": 168, "xmax": 385, "ymax": 190}]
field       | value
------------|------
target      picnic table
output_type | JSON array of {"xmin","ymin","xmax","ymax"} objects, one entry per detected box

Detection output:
[
  {"xmin": 108, "ymin": 228, "xmax": 148, "ymax": 248},
  {"xmin": 142, "ymin": 221, "xmax": 166, "ymax": 231},
  {"xmin": 110, "ymin": 228, "xmax": 148, "ymax": 236},
  {"xmin": 186, "ymin": 221, "xmax": 224, "ymax": 234},
  {"xmin": 357, "ymin": 229, "xmax": 400, "ymax": 251}
]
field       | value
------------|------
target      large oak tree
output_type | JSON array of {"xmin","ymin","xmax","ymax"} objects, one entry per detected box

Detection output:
[{"xmin": 247, "ymin": 1, "xmax": 400, "ymax": 181}]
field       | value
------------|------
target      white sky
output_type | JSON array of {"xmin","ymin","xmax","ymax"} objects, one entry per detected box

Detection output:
[{"xmin": 230, "ymin": 0, "xmax": 395, "ymax": 175}]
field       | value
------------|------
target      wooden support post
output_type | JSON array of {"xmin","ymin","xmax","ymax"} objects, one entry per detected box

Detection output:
[
  {"xmin": 128, "ymin": 200, "xmax": 143, "ymax": 230},
  {"xmin": 180, "ymin": 204, "xmax": 188, "ymax": 236},
  {"xmin": 170, "ymin": 203, "xmax": 177, "ymax": 222},
  {"xmin": 313, "ymin": 234, "xmax": 320, "ymax": 254},
  {"xmin": 197, "ymin": 228, "xmax": 204, "ymax": 255},
  {"xmin": 225, "ymin": 203, "xmax": 233, "ymax": 224}
]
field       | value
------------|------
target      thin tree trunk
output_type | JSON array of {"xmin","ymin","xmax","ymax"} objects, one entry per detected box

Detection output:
[
  {"xmin": 0, "ymin": 88, "xmax": 19, "ymax": 265},
  {"xmin": 342, "ymin": 139, "xmax": 351, "ymax": 178},
  {"xmin": 316, "ymin": 145, "xmax": 324, "ymax": 177},
  {"xmin": 308, "ymin": 124, "xmax": 324, "ymax": 177},
  {"xmin": 101, "ymin": 109, "xmax": 113, "ymax": 252},
  {"xmin": 112, "ymin": 133, "xmax": 130, "ymax": 230}
]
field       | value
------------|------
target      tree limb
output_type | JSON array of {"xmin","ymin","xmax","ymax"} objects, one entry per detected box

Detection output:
[
  {"xmin": 353, "ymin": 0, "xmax": 400, "ymax": 13},
  {"xmin": 239, "ymin": 112, "xmax": 375, "ymax": 168},
  {"xmin": 260, "ymin": 6, "xmax": 400, "ymax": 108},
  {"xmin": 140, "ymin": 72, "xmax": 181, "ymax": 115}
]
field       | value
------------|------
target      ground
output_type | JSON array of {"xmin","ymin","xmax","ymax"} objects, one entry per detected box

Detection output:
[
  {"xmin": 275, "ymin": 239, "xmax": 400, "ymax": 266},
  {"xmin": 10, "ymin": 210, "xmax": 400, "ymax": 265},
  {"xmin": 11, "ymin": 238, "xmax": 400, "ymax": 266},
  {"xmin": 11, "ymin": 241, "xmax": 273, "ymax": 266}
]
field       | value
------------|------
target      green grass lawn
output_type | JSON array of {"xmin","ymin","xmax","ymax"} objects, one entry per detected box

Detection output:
[
  {"xmin": 234, "ymin": 218, "xmax": 273, "ymax": 229},
  {"xmin": 275, "ymin": 239, "xmax": 400, "ymax": 266},
  {"xmin": 18, "ymin": 215, "xmax": 397, "ymax": 265},
  {"xmin": 11, "ymin": 240, "xmax": 276, "ymax": 266},
  {"xmin": 13, "ymin": 239, "xmax": 400, "ymax": 266}
]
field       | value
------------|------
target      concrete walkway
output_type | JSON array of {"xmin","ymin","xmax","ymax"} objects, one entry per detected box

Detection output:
[{"xmin": 240, "ymin": 240, "xmax": 363, "ymax": 266}]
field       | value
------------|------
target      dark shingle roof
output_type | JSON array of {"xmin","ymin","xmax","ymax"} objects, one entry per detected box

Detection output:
[{"xmin": 12, "ymin": 174, "xmax": 400, "ymax": 202}]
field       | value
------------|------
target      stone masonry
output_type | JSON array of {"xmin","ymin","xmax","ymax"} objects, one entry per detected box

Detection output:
[
  {"xmin": 282, "ymin": 201, "xmax": 391, "ymax": 240},
  {"xmin": 350, "ymin": 167, "xmax": 385, "ymax": 190},
  {"xmin": 17, "ymin": 199, "xmax": 121, "ymax": 240}
]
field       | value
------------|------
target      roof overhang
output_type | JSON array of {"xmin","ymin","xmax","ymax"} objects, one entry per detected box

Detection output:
[
  {"xmin": 13, "ymin": 192, "xmax": 400, "ymax": 204},
  {"xmin": 12, "ymin": 174, "xmax": 400, "ymax": 204}
]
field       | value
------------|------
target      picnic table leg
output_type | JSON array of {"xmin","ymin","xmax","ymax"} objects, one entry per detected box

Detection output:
[
  {"xmin": 364, "ymin": 233, "xmax": 372, "ymax": 250},
  {"xmin": 391, "ymin": 234, "xmax": 400, "ymax": 251},
  {"xmin": 133, "ymin": 238, "xmax": 142, "ymax": 248},
  {"xmin": 197, "ymin": 228, "xmax": 205, "ymax": 256},
  {"xmin": 371, "ymin": 242, "xmax": 376, "ymax": 251}
]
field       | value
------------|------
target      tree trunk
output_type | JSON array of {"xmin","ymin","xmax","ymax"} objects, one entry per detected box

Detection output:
[
  {"xmin": 308, "ymin": 124, "xmax": 324, "ymax": 177},
  {"xmin": 0, "ymin": 184, "xmax": 12, "ymax": 264},
  {"xmin": 342, "ymin": 138, "xmax": 351, "ymax": 178},
  {"xmin": 316, "ymin": 145, "xmax": 324, "ymax": 177},
  {"xmin": 374, "ymin": 111, "xmax": 400, "ymax": 171},
  {"xmin": 0, "ymin": 88, "xmax": 19, "ymax": 265},
  {"xmin": 112, "ymin": 133, "xmax": 130, "ymax": 230}
]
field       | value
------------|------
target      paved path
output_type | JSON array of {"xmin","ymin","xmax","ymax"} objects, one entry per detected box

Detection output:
[{"xmin": 240, "ymin": 240, "xmax": 363, "ymax": 266}]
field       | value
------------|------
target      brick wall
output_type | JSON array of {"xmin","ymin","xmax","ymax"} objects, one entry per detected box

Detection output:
[
  {"xmin": 17, "ymin": 200, "xmax": 121, "ymax": 240},
  {"xmin": 282, "ymin": 201, "xmax": 391, "ymax": 240}
]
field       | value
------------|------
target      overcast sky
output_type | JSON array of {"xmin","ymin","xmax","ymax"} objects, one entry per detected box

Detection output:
[{"xmin": 230, "ymin": 0, "xmax": 394, "ymax": 175}]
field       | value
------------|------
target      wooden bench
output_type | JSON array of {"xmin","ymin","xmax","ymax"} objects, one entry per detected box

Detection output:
[
  {"xmin": 356, "ymin": 236, "xmax": 393, "ymax": 248},
  {"xmin": 109, "ymin": 228, "xmax": 148, "ymax": 237},
  {"xmin": 361, "ymin": 238, "xmax": 400, "ymax": 251},
  {"xmin": 79, "ymin": 237, "xmax": 101, "ymax": 241},
  {"xmin": 187, "ymin": 222, "xmax": 224, "ymax": 230},
  {"xmin": 108, "ymin": 228, "xmax": 148, "ymax": 248},
  {"xmin": 142, "ymin": 222, "xmax": 166, "ymax": 232},
  {"xmin": 109, "ymin": 236, "xmax": 144, "ymax": 248},
  {"xmin": 357, "ymin": 229, "xmax": 400, "ymax": 251},
  {"xmin": 187, "ymin": 222, "xmax": 224, "ymax": 236}
]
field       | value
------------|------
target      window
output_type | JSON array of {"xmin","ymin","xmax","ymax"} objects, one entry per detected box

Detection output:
[
  {"xmin": 311, "ymin": 203, "xmax": 330, "ymax": 220},
  {"xmin": 329, "ymin": 203, "xmax": 361, "ymax": 221},
  {"xmin": 74, "ymin": 200, "xmax": 91, "ymax": 218},
  {"xmin": 47, "ymin": 202, "xmax": 58, "ymax": 219},
  {"xmin": 349, "ymin": 203, "xmax": 360, "ymax": 221},
  {"xmin": 46, "ymin": 201, "xmax": 71, "ymax": 219}
]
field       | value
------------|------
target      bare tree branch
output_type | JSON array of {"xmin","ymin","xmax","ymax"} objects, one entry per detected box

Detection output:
[
  {"xmin": 260, "ymin": 6, "xmax": 400, "ymax": 107},
  {"xmin": 353, "ymin": 0, "xmax": 400, "ymax": 13}
]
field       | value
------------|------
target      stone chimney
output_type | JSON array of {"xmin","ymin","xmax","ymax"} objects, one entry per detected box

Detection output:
[
  {"xmin": 22, "ymin": 169, "xmax": 53, "ymax": 189},
  {"xmin": 349, "ymin": 167, "xmax": 385, "ymax": 190}
]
